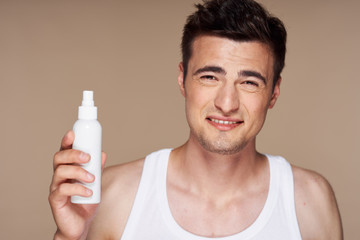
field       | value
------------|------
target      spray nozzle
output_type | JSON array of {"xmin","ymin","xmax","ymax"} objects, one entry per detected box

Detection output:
[
  {"xmin": 82, "ymin": 90, "xmax": 94, "ymax": 107},
  {"xmin": 78, "ymin": 90, "xmax": 97, "ymax": 120}
]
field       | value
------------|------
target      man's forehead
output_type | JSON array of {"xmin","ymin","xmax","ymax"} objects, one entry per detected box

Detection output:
[
  {"xmin": 192, "ymin": 35, "xmax": 273, "ymax": 56},
  {"xmin": 189, "ymin": 35, "xmax": 275, "ymax": 77}
]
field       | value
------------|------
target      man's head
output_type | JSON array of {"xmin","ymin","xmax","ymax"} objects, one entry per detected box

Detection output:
[{"xmin": 181, "ymin": 0, "xmax": 287, "ymax": 89}]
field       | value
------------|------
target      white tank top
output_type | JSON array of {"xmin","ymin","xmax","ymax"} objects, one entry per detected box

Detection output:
[{"xmin": 121, "ymin": 149, "xmax": 302, "ymax": 240}]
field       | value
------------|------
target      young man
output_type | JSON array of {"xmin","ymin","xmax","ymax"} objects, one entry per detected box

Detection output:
[{"xmin": 49, "ymin": 0, "xmax": 343, "ymax": 239}]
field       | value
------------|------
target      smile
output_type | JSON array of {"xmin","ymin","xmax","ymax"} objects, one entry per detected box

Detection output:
[
  {"xmin": 207, "ymin": 117, "xmax": 243, "ymax": 125},
  {"xmin": 206, "ymin": 117, "xmax": 243, "ymax": 131},
  {"xmin": 208, "ymin": 118, "xmax": 239, "ymax": 125}
]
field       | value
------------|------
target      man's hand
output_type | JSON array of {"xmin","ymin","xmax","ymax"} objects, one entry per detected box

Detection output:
[{"xmin": 49, "ymin": 130, "xmax": 106, "ymax": 240}]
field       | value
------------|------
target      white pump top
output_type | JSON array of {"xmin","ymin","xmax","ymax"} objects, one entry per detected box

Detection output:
[
  {"xmin": 82, "ymin": 91, "xmax": 94, "ymax": 107},
  {"xmin": 78, "ymin": 90, "xmax": 97, "ymax": 120}
]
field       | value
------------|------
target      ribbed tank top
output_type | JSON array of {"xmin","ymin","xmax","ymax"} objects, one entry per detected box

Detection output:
[{"xmin": 121, "ymin": 149, "xmax": 302, "ymax": 240}]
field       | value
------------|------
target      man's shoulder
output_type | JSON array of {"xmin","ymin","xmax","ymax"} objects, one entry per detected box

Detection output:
[
  {"xmin": 102, "ymin": 147, "xmax": 171, "ymax": 191},
  {"xmin": 102, "ymin": 157, "xmax": 146, "ymax": 192},
  {"xmin": 291, "ymin": 165, "xmax": 343, "ymax": 239},
  {"xmin": 292, "ymin": 165, "xmax": 333, "ymax": 199}
]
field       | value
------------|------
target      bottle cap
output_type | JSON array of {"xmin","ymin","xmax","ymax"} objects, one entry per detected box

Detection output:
[{"xmin": 78, "ymin": 90, "xmax": 97, "ymax": 120}]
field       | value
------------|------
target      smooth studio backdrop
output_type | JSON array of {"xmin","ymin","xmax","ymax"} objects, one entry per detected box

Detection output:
[{"xmin": 1, "ymin": 0, "xmax": 359, "ymax": 239}]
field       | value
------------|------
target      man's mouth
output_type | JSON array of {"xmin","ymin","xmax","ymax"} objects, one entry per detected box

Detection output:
[{"xmin": 207, "ymin": 118, "xmax": 243, "ymax": 125}]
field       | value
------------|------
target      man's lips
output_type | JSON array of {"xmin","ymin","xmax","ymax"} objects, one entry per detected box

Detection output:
[
  {"xmin": 207, "ymin": 118, "xmax": 242, "ymax": 125},
  {"xmin": 206, "ymin": 117, "xmax": 243, "ymax": 130}
]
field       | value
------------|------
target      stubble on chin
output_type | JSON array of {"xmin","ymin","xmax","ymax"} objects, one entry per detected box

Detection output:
[{"xmin": 197, "ymin": 131, "xmax": 247, "ymax": 155}]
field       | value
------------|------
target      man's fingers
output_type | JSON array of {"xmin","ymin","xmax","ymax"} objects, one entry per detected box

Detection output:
[
  {"xmin": 60, "ymin": 130, "xmax": 75, "ymax": 151},
  {"xmin": 50, "ymin": 165, "xmax": 95, "ymax": 193},
  {"xmin": 49, "ymin": 183, "xmax": 93, "ymax": 205},
  {"xmin": 53, "ymin": 149, "xmax": 90, "ymax": 171}
]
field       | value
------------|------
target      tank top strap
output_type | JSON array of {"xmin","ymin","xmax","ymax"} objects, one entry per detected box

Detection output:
[{"xmin": 265, "ymin": 154, "xmax": 302, "ymax": 239}]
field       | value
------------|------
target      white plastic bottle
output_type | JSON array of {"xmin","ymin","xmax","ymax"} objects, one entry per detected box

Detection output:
[{"xmin": 71, "ymin": 90, "xmax": 102, "ymax": 204}]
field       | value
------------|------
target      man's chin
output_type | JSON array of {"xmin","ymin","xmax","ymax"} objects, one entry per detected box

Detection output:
[{"xmin": 199, "ymin": 139, "xmax": 246, "ymax": 155}]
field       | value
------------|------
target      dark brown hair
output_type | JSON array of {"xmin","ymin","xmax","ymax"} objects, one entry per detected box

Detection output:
[{"xmin": 181, "ymin": 0, "xmax": 287, "ymax": 88}]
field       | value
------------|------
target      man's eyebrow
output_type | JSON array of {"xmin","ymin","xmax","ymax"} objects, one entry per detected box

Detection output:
[
  {"xmin": 193, "ymin": 65, "xmax": 227, "ymax": 75},
  {"xmin": 239, "ymin": 70, "xmax": 267, "ymax": 83}
]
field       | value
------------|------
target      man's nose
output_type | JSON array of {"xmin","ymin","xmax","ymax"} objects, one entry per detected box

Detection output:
[{"xmin": 214, "ymin": 84, "xmax": 239, "ymax": 114}]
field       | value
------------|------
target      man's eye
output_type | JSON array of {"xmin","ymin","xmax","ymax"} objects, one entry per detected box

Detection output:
[
  {"xmin": 201, "ymin": 75, "xmax": 216, "ymax": 80},
  {"xmin": 243, "ymin": 81, "xmax": 259, "ymax": 86},
  {"xmin": 240, "ymin": 80, "xmax": 263, "ymax": 92}
]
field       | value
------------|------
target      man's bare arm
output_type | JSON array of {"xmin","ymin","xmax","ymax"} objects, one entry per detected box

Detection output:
[{"xmin": 293, "ymin": 166, "xmax": 343, "ymax": 240}]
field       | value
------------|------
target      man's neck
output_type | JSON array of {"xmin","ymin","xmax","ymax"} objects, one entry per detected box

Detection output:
[{"xmin": 169, "ymin": 138, "xmax": 268, "ymax": 202}]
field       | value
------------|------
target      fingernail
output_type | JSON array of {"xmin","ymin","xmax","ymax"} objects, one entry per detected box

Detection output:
[
  {"xmin": 87, "ymin": 173, "xmax": 94, "ymax": 181},
  {"xmin": 80, "ymin": 152, "xmax": 90, "ymax": 162},
  {"xmin": 86, "ymin": 189, "xmax": 93, "ymax": 196}
]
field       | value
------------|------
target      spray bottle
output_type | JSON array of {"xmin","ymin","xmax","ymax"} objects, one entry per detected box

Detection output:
[{"xmin": 71, "ymin": 90, "xmax": 102, "ymax": 204}]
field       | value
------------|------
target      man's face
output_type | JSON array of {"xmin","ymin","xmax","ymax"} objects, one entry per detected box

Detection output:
[{"xmin": 178, "ymin": 35, "xmax": 281, "ymax": 155}]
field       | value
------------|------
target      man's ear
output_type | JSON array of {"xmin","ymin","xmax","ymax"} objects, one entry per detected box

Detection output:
[
  {"xmin": 178, "ymin": 62, "xmax": 186, "ymax": 97},
  {"xmin": 268, "ymin": 77, "xmax": 281, "ymax": 109}
]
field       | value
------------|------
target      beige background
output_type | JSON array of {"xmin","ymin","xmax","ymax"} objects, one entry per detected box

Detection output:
[{"xmin": 1, "ymin": 0, "xmax": 359, "ymax": 239}]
